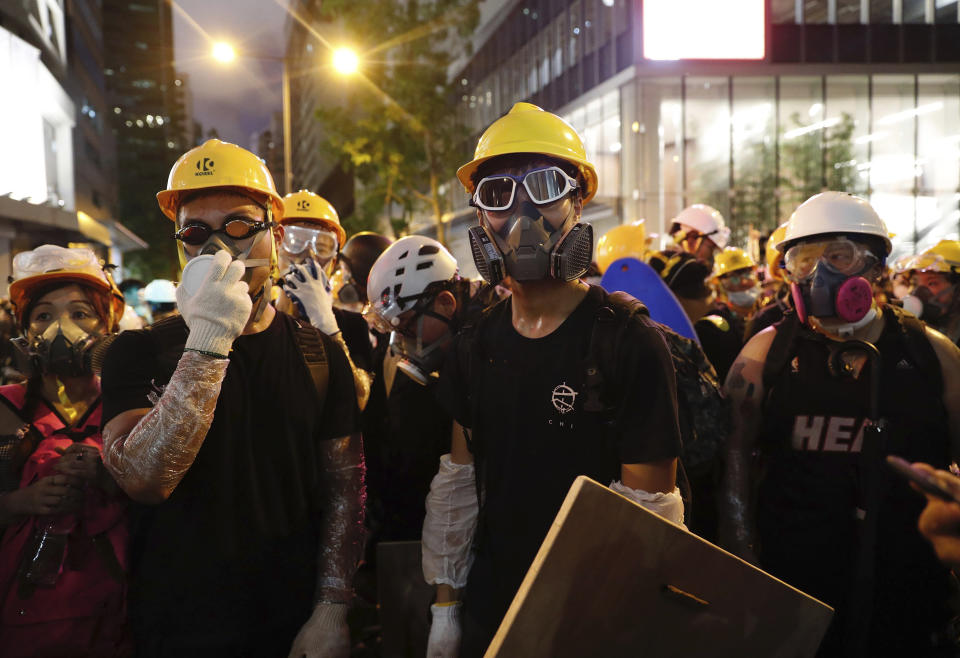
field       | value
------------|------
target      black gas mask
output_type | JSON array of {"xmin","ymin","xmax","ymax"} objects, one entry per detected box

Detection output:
[
  {"xmin": 13, "ymin": 319, "xmax": 102, "ymax": 377},
  {"xmin": 389, "ymin": 311, "xmax": 454, "ymax": 386},
  {"xmin": 901, "ymin": 283, "xmax": 957, "ymax": 323}
]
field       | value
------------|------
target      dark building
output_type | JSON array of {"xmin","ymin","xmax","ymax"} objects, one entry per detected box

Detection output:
[
  {"xmin": 435, "ymin": 0, "xmax": 960, "ymax": 276},
  {"xmin": 103, "ymin": 0, "xmax": 188, "ymax": 279}
]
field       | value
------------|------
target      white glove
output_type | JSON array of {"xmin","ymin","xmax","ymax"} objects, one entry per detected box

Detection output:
[
  {"xmin": 283, "ymin": 258, "xmax": 339, "ymax": 335},
  {"xmin": 287, "ymin": 603, "xmax": 350, "ymax": 658},
  {"xmin": 427, "ymin": 602, "xmax": 462, "ymax": 658},
  {"xmin": 176, "ymin": 250, "xmax": 252, "ymax": 358}
]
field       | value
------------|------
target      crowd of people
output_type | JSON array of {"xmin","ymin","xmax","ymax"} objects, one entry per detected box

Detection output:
[{"xmin": 0, "ymin": 100, "xmax": 958, "ymax": 658}]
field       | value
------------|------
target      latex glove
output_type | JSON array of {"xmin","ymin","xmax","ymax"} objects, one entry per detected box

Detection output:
[
  {"xmin": 427, "ymin": 602, "xmax": 462, "ymax": 658},
  {"xmin": 288, "ymin": 603, "xmax": 350, "ymax": 658},
  {"xmin": 177, "ymin": 250, "xmax": 251, "ymax": 358},
  {"xmin": 283, "ymin": 258, "xmax": 339, "ymax": 335}
]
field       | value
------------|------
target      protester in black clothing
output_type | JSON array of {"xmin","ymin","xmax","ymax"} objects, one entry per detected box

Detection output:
[
  {"xmin": 721, "ymin": 192, "xmax": 960, "ymax": 657},
  {"xmin": 421, "ymin": 103, "xmax": 682, "ymax": 658},
  {"xmin": 746, "ymin": 223, "xmax": 792, "ymax": 340},
  {"xmin": 333, "ymin": 232, "xmax": 394, "ymax": 313},
  {"xmin": 900, "ymin": 239, "xmax": 960, "ymax": 346},
  {"xmin": 100, "ymin": 139, "xmax": 364, "ymax": 658},
  {"xmin": 276, "ymin": 189, "xmax": 375, "ymax": 409}
]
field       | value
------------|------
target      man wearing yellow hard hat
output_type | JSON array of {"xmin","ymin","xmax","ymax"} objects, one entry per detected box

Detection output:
[
  {"xmin": 422, "ymin": 103, "xmax": 682, "ymax": 657},
  {"xmin": 746, "ymin": 223, "xmax": 793, "ymax": 339},
  {"xmin": 713, "ymin": 247, "xmax": 761, "ymax": 322},
  {"xmin": 99, "ymin": 139, "xmax": 364, "ymax": 657},
  {"xmin": 901, "ymin": 239, "xmax": 960, "ymax": 344},
  {"xmin": 277, "ymin": 189, "xmax": 375, "ymax": 410}
]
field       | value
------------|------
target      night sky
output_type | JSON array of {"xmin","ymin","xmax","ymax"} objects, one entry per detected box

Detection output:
[{"xmin": 172, "ymin": 0, "xmax": 290, "ymax": 149}]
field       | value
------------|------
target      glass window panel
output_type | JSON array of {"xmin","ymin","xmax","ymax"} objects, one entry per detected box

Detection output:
[
  {"xmin": 613, "ymin": 0, "xmax": 630, "ymax": 35},
  {"xmin": 916, "ymin": 74, "xmax": 960, "ymax": 250},
  {"xmin": 685, "ymin": 77, "xmax": 731, "ymax": 223},
  {"xmin": 772, "ymin": 0, "xmax": 798, "ymax": 22},
  {"xmin": 778, "ymin": 76, "xmax": 825, "ymax": 220},
  {"xmin": 869, "ymin": 0, "xmax": 894, "ymax": 22},
  {"xmin": 936, "ymin": 0, "xmax": 959, "ymax": 23},
  {"xmin": 569, "ymin": 1, "xmax": 582, "ymax": 66},
  {"xmin": 552, "ymin": 16, "xmax": 565, "ymax": 79},
  {"xmin": 584, "ymin": 0, "xmax": 599, "ymax": 54},
  {"xmin": 804, "ymin": 0, "xmax": 829, "ymax": 22},
  {"xmin": 870, "ymin": 74, "xmax": 917, "ymax": 257},
  {"xmin": 732, "ymin": 77, "xmax": 778, "ymax": 238},
  {"xmin": 837, "ymin": 0, "xmax": 864, "ymax": 22},
  {"xmin": 903, "ymin": 0, "xmax": 929, "ymax": 22},
  {"xmin": 824, "ymin": 75, "xmax": 869, "ymax": 195},
  {"xmin": 653, "ymin": 79, "xmax": 684, "ymax": 226}
]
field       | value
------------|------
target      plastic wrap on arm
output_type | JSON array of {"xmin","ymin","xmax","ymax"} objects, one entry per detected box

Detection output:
[
  {"xmin": 102, "ymin": 350, "xmax": 228, "ymax": 501},
  {"xmin": 610, "ymin": 480, "xmax": 686, "ymax": 527},
  {"xmin": 331, "ymin": 332, "xmax": 372, "ymax": 411},
  {"xmin": 422, "ymin": 454, "xmax": 478, "ymax": 589},
  {"xmin": 315, "ymin": 434, "xmax": 366, "ymax": 604}
]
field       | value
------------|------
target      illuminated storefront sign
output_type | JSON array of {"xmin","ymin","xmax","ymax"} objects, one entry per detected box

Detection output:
[{"xmin": 642, "ymin": 0, "xmax": 766, "ymax": 61}]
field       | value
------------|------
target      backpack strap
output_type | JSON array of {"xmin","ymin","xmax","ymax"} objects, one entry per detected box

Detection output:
[
  {"xmin": 761, "ymin": 310, "xmax": 801, "ymax": 394},
  {"xmin": 292, "ymin": 319, "xmax": 330, "ymax": 406},
  {"xmin": 583, "ymin": 290, "xmax": 648, "ymax": 413},
  {"xmin": 885, "ymin": 304, "xmax": 943, "ymax": 397}
]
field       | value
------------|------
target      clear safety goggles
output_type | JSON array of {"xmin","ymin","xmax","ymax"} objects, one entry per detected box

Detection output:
[
  {"xmin": 471, "ymin": 166, "xmax": 579, "ymax": 212},
  {"xmin": 783, "ymin": 238, "xmax": 877, "ymax": 280},
  {"xmin": 906, "ymin": 253, "xmax": 959, "ymax": 274},
  {"xmin": 721, "ymin": 270, "xmax": 757, "ymax": 287},
  {"xmin": 281, "ymin": 225, "xmax": 338, "ymax": 263}
]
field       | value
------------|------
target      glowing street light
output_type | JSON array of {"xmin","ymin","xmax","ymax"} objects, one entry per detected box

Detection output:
[
  {"xmin": 211, "ymin": 41, "xmax": 237, "ymax": 64},
  {"xmin": 332, "ymin": 47, "xmax": 360, "ymax": 75}
]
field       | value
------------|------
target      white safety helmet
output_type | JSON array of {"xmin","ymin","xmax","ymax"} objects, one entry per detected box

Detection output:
[
  {"xmin": 672, "ymin": 204, "xmax": 730, "ymax": 249},
  {"xmin": 367, "ymin": 235, "xmax": 458, "ymax": 328},
  {"xmin": 143, "ymin": 279, "xmax": 177, "ymax": 304},
  {"xmin": 777, "ymin": 191, "xmax": 892, "ymax": 256}
]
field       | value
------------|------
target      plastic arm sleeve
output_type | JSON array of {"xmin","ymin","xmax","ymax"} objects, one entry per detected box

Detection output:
[
  {"xmin": 331, "ymin": 332, "xmax": 372, "ymax": 411},
  {"xmin": 422, "ymin": 454, "xmax": 479, "ymax": 589},
  {"xmin": 610, "ymin": 480, "xmax": 686, "ymax": 527},
  {"xmin": 102, "ymin": 350, "xmax": 228, "ymax": 500},
  {"xmin": 315, "ymin": 434, "xmax": 367, "ymax": 604},
  {"xmin": 721, "ymin": 441, "xmax": 755, "ymax": 548}
]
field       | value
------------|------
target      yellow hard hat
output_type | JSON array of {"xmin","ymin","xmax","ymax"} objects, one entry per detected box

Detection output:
[
  {"xmin": 714, "ymin": 247, "xmax": 756, "ymax": 278},
  {"xmin": 910, "ymin": 239, "xmax": 960, "ymax": 274},
  {"xmin": 765, "ymin": 222, "xmax": 789, "ymax": 281},
  {"xmin": 281, "ymin": 190, "xmax": 346, "ymax": 247},
  {"xmin": 157, "ymin": 139, "xmax": 284, "ymax": 222},
  {"xmin": 596, "ymin": 221, "xmax": 647, "ymax": 273},
  {"xmin": 9, "ymin": 245, "xmax": 125, "ymax": 331},
  {"xmin": 456, "ymin": 102, "xmax": 599, "ymax": 204}
]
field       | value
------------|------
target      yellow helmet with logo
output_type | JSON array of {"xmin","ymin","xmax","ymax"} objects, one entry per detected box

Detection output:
[
  {"xmin": 714, "ymin": 247, "xmax": 756, "ymax": 278},
  {"xmin": 281, "ymin": 190, "xmax": 346, "ymax": 247},
  {"xmin": 456, "ymin": 102, "xmax": 599, "ymax": 203},
  {"xmin": 910, "ymin": 239, "xmax": 960, "ymax": 274},
  {"xmin": 9, "ymin": 245, "xmax": 125, "ymax": 331},
  {"xmin": 765, "ymin": 222, "xmax": 789, "ymax": 281},
  {"xmin": 156, "ymin": 139, "xmax": 284, "ymax": 222},
  {"xmin": 596, "ymin": 221, "xmax": 647, "ymax": 273}
]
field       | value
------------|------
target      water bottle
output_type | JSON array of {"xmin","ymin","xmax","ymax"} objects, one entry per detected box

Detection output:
[{"xmin": 18, "ymin": 515, "xmax": 74, "ymax": 586}]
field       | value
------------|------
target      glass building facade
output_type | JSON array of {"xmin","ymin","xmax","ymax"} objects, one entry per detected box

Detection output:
[{"xmin": 429, "ymin": 0, "xmax": 960, "ymax": 274}]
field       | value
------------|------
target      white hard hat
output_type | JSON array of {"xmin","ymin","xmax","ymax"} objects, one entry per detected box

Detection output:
[
  {"xmin": 672, "ymin": 204, "xmax": 730, "ymax": 249},
  {"xmin": 367, "ymin": 235, "xmax": 458, "ymax": 327},
  {"xmin": 144, "ymin": 279, "xmax": 177, "ymax": 304},
  {"xmin": 777, "ymin": 192, "xmax": 892, "ymax": 256}
]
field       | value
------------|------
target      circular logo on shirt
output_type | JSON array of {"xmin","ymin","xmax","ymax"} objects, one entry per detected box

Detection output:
[{"xmin": 551, "ymin": 382, "xmax": 578, "ymax": 415}]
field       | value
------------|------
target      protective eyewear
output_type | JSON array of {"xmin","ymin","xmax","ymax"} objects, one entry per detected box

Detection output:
[
  {"xmin": 784, "ymin": 238, "xmax": 876, "ymax": 280},
  {"xmin": 722, "ymin": 271, "xmax": 756, "ymax": 287},
  {"xmin": 282, "ymin": 226, "xmax": 338, "ymax": 261},
  {"xmin": 472, "ymin": 166, "xmax": 579, "ymax": 212},
  {"xmin": 174, "ymin": 217, "xmax": 269, "ymax": 246}
]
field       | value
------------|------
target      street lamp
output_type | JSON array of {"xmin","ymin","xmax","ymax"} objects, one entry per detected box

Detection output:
[
  {"xmin": 209, "ymin": 42, "xmax": 293, "ymax": 195},
  {"xmin": 332, "ymin": 47, "xmax": 360, "ymax": 76}
]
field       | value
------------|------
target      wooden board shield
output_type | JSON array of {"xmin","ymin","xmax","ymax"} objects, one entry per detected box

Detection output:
[{"xmin": 485, "ymin": 477, "xmax": 834, "ymax": 658}]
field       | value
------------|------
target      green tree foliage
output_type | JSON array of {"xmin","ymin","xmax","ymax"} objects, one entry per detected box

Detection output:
[
  {"xmin": 314, "ymin": 0, "xmax": 479, "ymax": 241},
  {"xmin": 731, "ymin": 111, "xmax": 863, "ymax": 243}
]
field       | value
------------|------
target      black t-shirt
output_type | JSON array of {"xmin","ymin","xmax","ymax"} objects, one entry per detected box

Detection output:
[
  {"xmin": 100, "ymin": 311, "xmax": 358, "ymax": 638},
  {"xmin": 439, "ymin": 285, "xmax": 681, "ymax": 630},
  {"xmin": 695, "ymin": 303, "xmax": 745, "ymax": 383}
]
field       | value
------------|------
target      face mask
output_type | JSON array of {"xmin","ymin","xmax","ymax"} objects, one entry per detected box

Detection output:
[
  {"xmin": 728, "ymin": 288, "xmax": 760, "ymax": 308},
  {"xmin": 13, "ymin": 319, "xmax": 101, "ymax": 377},
  {"xmin": 388, "ymin": 313, "xmax": 453, "ymax": 386},
  {"xmin": 901, "ymin": 284, "xmax": 956, "ymax": 322},
  {"xmin": 468, "ymin": 200, "xmax": 592, "ymax": 285}
]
